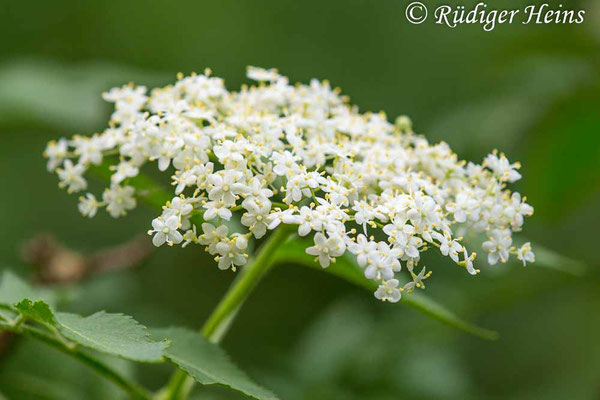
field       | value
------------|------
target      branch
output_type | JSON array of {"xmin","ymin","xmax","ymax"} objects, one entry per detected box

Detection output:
[{"xmin": 20, "ymin": 233, "xmax": 153, "ymax": 284}]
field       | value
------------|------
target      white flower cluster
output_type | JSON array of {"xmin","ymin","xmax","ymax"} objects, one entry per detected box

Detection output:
[{"xmin": 45, "ymin": 66, "xmax": 535, "ymax": 303}]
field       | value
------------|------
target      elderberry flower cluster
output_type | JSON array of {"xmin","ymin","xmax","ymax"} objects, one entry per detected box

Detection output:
[{"xmin": 45, "ymin": 66, "xmax": 535, "ymax": 303}]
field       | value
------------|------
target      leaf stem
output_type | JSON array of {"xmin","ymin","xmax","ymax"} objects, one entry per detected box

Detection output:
[
  {"xmin": 159, "ymin": 225, "xmax": 295, "ymax": 400},
  {"xmin": 0, "ymin": 322, "xmax": 151, "ymax": 400}
]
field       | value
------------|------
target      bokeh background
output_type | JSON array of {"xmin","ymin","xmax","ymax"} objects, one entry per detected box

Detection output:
[{"xmin": 1, "ymin": 0, "xmax": 599, "ymax": 399}]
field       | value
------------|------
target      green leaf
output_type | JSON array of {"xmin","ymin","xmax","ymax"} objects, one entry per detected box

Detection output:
[
  {"xmin": 530, "ymin": 243, "xmax": 587, "ymax": 277},
  {"xmin": 401, "ymin": 293, "xmax": 498, "ymax": 340},
  {"xmin": 0, "ymin": 270, "xmax": 168, "ymax": 363},
  {"xmin": 274, "ymin": 238, "xmax": 499, "ymax": 340},
  {"xmin": 155, "ymin": 327, "xmax": 278, "ymax": 400},
  {"xmin": 56, "ymin": 311, "xmax": 167, "ymax": 363},
  {"xmin": 14, "ymin": 299, "xmax": 56, "ymax": 326},
  {"xmin": 0, "ymin": 58, "xmax": 168, "ymax": 131},
  {"xmin": 0, "ymin": 270, "xmax": 38, "ymax": 307},
  {"xmin": 89, "ymin": 162, "xmax": 172, "ymax": 210},
  {"xmin": 0, "ymin": 270, "xmax": 57, "ymax": 310}
]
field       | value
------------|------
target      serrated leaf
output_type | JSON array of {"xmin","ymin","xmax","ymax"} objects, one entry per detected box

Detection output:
[
  {"xmin": 0, "ymin": 270, "xmax": 168, "ymax": 361},
  {"xmin": 274, "ymin": 238, "xmax": 499, "ymax": 340},
  {"xmin": 155, "ymin": 327, "xmax": 278, "ymax": 400},
  {"xmin": 14, "ymin": 299, "xmax": 56, "ymax": 326},
  {"xmin": 56, "ymin": 311, "xmax": 167, "ymax": 363}
]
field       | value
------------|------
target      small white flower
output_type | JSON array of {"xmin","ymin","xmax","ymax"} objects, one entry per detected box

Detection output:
[
  {"xmin": 374, "ymin": 279, "xmax": 402, "ymax": 303},
  {"xmin": 44, "ymin": 138, "xmax": 68, "ymax": 171},
  {"xmin": 241, "ymin": 203, "xmax": 271, "ymax": 239},
  {"xmin": 165, "ymin": 196, "xmax": 194, "ymax": 217},
  {"xmin": 103, "ymin": 184, "xmax": 136, "ymax": 218},
  {"xmin": 364, "ymin": 258, "xmax": 395, "ymax": 281},
  {"xmin": 505, "ymin": 192, "xmax": 534, "ymax": 230},
  {"xmin": 199, "ymin": 223, "xmax": 229, "ymax": 253},
  {"xmin": 287, "ymin": 206, "xmax": 321, "ymax": 237},
  {"xmin": 403, "ymin": 267, "xmax": 429, "ymax": 292},
  {"xmin": 246, "ymin": 66, "xmax": 280, "ymax": 82},
  {"xmin": 347, "ymin": 234, "xmax": 377, "ymax": 267},
  {"xmin": 463, "ymin": 247, "xmax": 478, "ymax": 275},
  {"xmin": 283, "ymin": 174, "xmax": 311, "ymax": 204},
  {"xmin": 207, "ymin": 170, "xmax": 247, "ymax": 206},
  {"xmin": 173, "ymin": 168, "xmax": 200, "ymax": 195},
  {"xmin": 103, "ymin": 84, "xmax": 147, "ymax": 106},
  {"xmin": 352, "ymin": 201, "xmax": 375, "ymax": 234},
  {"xmin": 306, "ymin": 232, "xmax": 346, "ymax": 268},
  {"xmin": 153, "ymin": 138, "xmax": 183, "ymax": 172},
  {"xmin": 272, "ymin": 151, "xmax": 300, "ymax": 177},
  {"xmin": 111, "ymin": 161, "xmax": 139, "ymax": 184},
  {"xmin": 182, "ymin": 225, "xmax": 198, "ymax": 248},
  {"xmin": 78, "ymin": 193, "xmax": 100, "ymax": 218},
  {"xmin": 203, "ymin": 200, "xmax": 232, "ymax": 221},
  {"xmin": 267, "ymin": 208, "xmax": 296, "ymax": 230},
  {"xmin": 57, "ymin": 160, "xmax": 87, "ymax": 193},
  {"xmin": 484, "ymin": 152, "xmax": 521, "ymax": 182},
  {"xmin": 446, "ymin": 192, "xmax": 479, "ymax": 223},
  {"xmin": 406, "ymin": 193, "xmax": 437, "ymax": 228},
  {"xmin": 72, "ymin": 135, "xmax": 105, "ymax": 165},
  {"xmin": 400, "ymin": 235, "xmax": 423, "ymax": 259},
  {"xmin": 516, "ymin": 242, "xmax": 535, "ymax": 266},
  {"xmin": 433, "ymin": 231, "xmax": 462, "ymax": 263},
  {"xmin": 149, "ymin": 215, "xmax": 183, "ymax": 247},
  {"xmin": 383, "ymin": 217, "xmax": 415, "ymax": 246},
  {"xmin": 241, "ymin": 177, "xmax": 273, "ymax": 212},
  {"xmin": 215, "ymin": 235, "xmax": 248, "ymax": 270},
  {"xmin": 482, "ymin": 229, "xmax": 512, "ymax": 265}
]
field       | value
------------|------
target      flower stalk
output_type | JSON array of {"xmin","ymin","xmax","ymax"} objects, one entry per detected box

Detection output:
[{"xmin": 159, "ymin": 225, "xmax": 295, "ymax": 400}]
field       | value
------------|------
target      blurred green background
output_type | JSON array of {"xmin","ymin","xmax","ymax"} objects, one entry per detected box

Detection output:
[{"xmin": 1, "ymin": 0, "xmax": 599, "ymax": 399}]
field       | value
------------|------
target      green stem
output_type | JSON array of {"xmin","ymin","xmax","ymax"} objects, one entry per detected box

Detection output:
[
  {"xmin": 89, "ymin": 167, "xmax": 295, "ymax": 399},
  {"xmin": 1, "ymin": 323, "xmax": 151, "ymax": 400},
  {"xmin": 202, "ymin": 227, "xmax": 294, "ymax": 339},
  {"xmin": 159, "ymin": 226, "xmax": 295, "ymax": 400}
]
